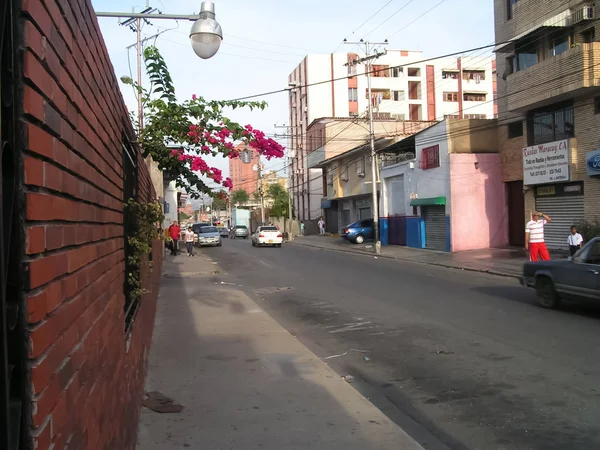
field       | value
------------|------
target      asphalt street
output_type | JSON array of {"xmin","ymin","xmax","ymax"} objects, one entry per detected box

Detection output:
[{"xmin": 202, "ymin": 238, "xmax": 600, "ymax": 450}]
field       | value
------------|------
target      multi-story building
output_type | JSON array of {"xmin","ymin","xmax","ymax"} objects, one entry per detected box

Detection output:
[
  {"xmin": 228, "ymin": 143, "xmax": 259, "ymax": 196},
  {"xmin": 494, "ymin": 0, "xmax": 600, "ymax": 249},
  {"xmin": 288, "ymin": 51, "xmax": 497, "ymax": 221}
]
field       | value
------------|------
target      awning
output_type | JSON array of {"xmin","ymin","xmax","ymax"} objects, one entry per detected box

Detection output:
[
  {"xmin": 493, "ymin": 9, "xmax": 572, "ymax": 52},
  {"xmin": 410, "ymin": 197, "xmax": 446, "ymax": 206},
  {"xmin": 463, "ymin": 90, "xmax": 488, "ymax": 95},
  {"xmin": 321, "ymin": 199, "xmax": 332, "ymax": 209}
]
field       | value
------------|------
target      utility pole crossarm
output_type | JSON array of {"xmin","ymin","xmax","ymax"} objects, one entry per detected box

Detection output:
[{"xmin": 95, "ymin": 12, "xmax": 200, "ymax": 20}]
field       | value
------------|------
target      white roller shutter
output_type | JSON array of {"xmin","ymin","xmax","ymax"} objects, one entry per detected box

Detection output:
[
  {"xmin": 535, "ymin": 196, "xmax": 584, "ymax": 250},
  {"xmin": 424, "ymin": 206, "xmax": 447, "ymax": 251}
]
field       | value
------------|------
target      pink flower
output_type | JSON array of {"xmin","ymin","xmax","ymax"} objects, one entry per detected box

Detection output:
[
  {"xmin": 192, "ymin": 94, "xmax": 197, "ymax": 100},
  {"xmin": 223, "ymin": 177, "xmax": 233, "ymax": 191},
  {"xmin": 189, "ymin": 125, "xmax": 197, "ymax": 131},
  {"xmin": 190, "ymin": 156, "xmax": 209, "ymax": 173},
  {"xmin": 201, "ymin": 145, "xmax": 211, "ymax": 154}
]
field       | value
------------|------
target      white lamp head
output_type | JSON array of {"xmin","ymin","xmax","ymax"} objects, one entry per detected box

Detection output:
[{"xmin": 189, "ymin": 1, "xmax": 223, "ymax": 59}]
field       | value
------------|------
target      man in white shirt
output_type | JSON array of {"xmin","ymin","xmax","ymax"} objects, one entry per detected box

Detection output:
[
  {"xmin": 185, "ymin": 227, "xmax": 195, "ymax": 257},
  {"xmin": 525, "ymin": 211, "xmax": 552, "ymax": 261},
  {"xmin": 568, "ymin": 225, "xmax": 584, "ymax": 256}
]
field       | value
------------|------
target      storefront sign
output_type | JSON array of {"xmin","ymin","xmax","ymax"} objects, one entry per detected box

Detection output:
[
  {"xmin": 534, "ymin": 181, "xmax": 583, "ymax": 198},
  {"xmin": 586, "ymin": 149, "xmax": 600, "ymax": 176},
  {"xmin": 523, "ymin": 139, "xmax": 570, "ymax": 185}
]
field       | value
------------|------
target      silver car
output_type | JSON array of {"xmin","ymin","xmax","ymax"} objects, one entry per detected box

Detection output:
[
  {"xmin": 230, "ymin": 225, "xmax": 249, "ymax": 239},
  {"xmin": 196, "ymin": 226, "xmax": 222, "ymax": 247}
]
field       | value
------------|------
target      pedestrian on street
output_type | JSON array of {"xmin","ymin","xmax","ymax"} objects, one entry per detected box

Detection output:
[
  {"xmin": 185, "ymin": 227, "xmax": 195, "ymax": 257},
  {"xmin": 300, "ymin": 221, "xmax": 305, "ymax": 236},
  {"xmin": 568, "ymin": 225, "xmax": 584, "ymax": 256},
  {"xmin": 525, "ymin": 211, "xmax": 552, "ymax": 261},
  {"xmin": 168, "ymin": 221, "xmax": 181, "ymax": 255},
  {"xmin": 318, "ymin": 217, "xmax": 325, "ymax": 235}
]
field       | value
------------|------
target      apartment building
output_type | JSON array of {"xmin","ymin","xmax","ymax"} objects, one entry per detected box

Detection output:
[
  {"xmin": 228, "ymin": 143, "xmax": 259, "ymax": 196},
  {"xmin": 494, "ymin": 0, "xmax": 600, "ymax": 249},
  {"xmin": 288, "ymin": 51, "xmax": 497, "ymax": 221}
]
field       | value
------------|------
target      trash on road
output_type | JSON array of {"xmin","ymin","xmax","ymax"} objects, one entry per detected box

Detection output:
[
  {"xmin": 142, "ymin": 391, "xmax": 183, "ymax": 414},
  {"xmin": 436, "ymin": 350, "xmax": 455, "ymax": 355},
  {"xmin": 342, "ymin": 375, "xmax": 355, "ymax": 383},
  {"xmin": 323, "ymin": 349, "xmax": 370, "ymax": 360},
  {"xmin": 364, "ymin": 356, "xmax": 371, "ymax": 362}
]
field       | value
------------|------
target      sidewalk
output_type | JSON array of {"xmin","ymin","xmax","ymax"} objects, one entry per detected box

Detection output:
[
  {"xmin": 137, "ymin": 253, "xmax": 424, "ymax": 450},
  {"xmin": 290, "ymin": 235, "xmax": 544, "ymax": 278}
]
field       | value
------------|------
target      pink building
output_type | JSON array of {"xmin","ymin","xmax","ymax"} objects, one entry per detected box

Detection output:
[{"xmin": 380, "ymin": 119, "xmax": 508, "ymax": 252}]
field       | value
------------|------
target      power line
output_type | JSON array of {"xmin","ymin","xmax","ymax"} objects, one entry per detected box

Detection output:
[
  {"xmin": 365, "ymin": 0, "xmax": 417, "ymax": 37},
  {"xmin": 388, "ymin": 0, "xmax": 449, "ymax": 38}
]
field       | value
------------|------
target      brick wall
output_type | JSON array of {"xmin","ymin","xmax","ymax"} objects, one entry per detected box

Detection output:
[{"xmin": 19, "ymin": 0, "xmax": 162, "ymax": 449}]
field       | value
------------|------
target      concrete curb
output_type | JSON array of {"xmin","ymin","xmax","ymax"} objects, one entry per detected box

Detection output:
[{"xmin": 290, "ymin": 241, "xmax": 521, "ymax": 280}]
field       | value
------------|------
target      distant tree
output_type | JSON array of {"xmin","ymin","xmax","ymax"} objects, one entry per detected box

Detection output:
[
  {"xmin": 231, "ymin": 189, "xmax": 250, "ymax": 206},
  {"xmin": 211, "ymin": 190, "xmax": 228, "ymax": 211},
  {"xmin": 266, "ymin": 184, "xmax": 289, "ymax": 218}
]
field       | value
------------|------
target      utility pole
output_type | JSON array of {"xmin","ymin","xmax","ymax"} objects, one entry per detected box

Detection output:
[
  {"xmin": 344, "ymin": 39, "xmax": 387, "ymax": 254},
  {"xmin": 136, "ymin": 17, "xmax": 143, "ymax": 131},
  {"xmin": 275, "ymin": 123, "xmax": 296, "ymax": 240}
]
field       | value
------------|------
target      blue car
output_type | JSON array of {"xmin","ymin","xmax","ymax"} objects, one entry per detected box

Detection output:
[{"xmin": 341, "ymin": 219, "xmax": 374, "ymax": 244}]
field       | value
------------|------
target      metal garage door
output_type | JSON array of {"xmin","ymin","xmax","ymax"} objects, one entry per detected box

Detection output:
[
  {"xmin": 535, "ymin": 196, "xmax": 584, "ymax": 250},
  {"xmin": 424, "ymin": 206, "xmax": 447, "ymax": 251}
]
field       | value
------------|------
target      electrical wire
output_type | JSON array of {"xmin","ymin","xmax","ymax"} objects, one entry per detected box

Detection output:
[
  {"xmin": 388, "ymin": 0, "xmax": 449, "ymax": 39},
  {"xmin": 365, "ymin": 0, "xmax": 417, "ymax": 37}
]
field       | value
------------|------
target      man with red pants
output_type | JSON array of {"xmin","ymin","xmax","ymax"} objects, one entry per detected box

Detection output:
[{"xmin": 525, "ymin": 211, "xmax": 552, "ymax": 261}]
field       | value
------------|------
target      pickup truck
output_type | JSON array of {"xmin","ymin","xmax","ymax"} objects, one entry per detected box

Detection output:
[{"xmin": 521, "ymin": 237, "xmax": 600, "ymax": 308}]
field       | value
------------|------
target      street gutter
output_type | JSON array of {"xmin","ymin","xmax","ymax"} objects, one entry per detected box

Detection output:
[{"xmin": 289, "ymin": 241, "xmax": 522, "ymax": 280}]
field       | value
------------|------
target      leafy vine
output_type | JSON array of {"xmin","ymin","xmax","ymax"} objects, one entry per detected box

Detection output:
[{"xmin": 124, "ymin": 199, "xmax": 165, "ymax": 302}]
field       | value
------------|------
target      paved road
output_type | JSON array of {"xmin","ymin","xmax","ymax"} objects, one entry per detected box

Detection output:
[{"xmin": 203, "ymin": 238, "xmax": 600, "ymax": 450}]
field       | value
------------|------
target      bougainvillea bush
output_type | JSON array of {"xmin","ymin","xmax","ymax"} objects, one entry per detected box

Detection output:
[{"xmin": 124, "ymin": 46, "xmax": 285, "ymax": 198}]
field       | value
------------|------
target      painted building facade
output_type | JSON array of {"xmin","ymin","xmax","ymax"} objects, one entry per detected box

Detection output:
[
  {"xmin": 494, "ymin": 0, "xmax": 600, "ymax": 249},
  {"xmin": 380, "ymin": 120, "xmax": 509, "ymax": 252},
  {"xmin": 288, "ymin": 51, "xmax": 497, "ymax": 221}
]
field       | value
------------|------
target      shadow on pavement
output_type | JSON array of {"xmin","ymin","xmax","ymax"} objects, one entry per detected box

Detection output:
[{"xmin": 136, "ymin": 251, "xmax": 421, "ymax": 449}]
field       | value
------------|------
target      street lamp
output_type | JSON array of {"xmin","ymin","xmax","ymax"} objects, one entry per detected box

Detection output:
[{"xmin": 190, "ymin": 1, "xmax": 223, "ymax": 59}]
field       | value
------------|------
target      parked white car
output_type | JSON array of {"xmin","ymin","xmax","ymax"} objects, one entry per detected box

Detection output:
[{"xmin": 251, "ymin": 226, "xmax": 283, "ymax": 248}]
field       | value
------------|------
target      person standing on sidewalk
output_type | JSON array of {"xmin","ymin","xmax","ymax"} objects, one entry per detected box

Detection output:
[
  {"xmin": 300, "ymin": 221, "xmax": 305, "ymax": 236},
  {"xmin": 525, "ymin": 211, "xmax": 552, "ymax": 261},
  {"xmin": 568, "ymin": 225, "xmax": 584, "ymax": 256},
  {"xmin": 185, "ymin": 227, "xmax": 195, "ymax": 257},
  {"xmin": 168, "ymin": 221, "xmax": 181, "ymax": 255},
  {"xmin": 318, "ymin": 217, "xmax": 325, "ymax": 235}
]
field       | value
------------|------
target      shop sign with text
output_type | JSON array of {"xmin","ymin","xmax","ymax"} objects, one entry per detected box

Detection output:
[
  {"xmin": 523, "ymin": 139, "xmax": 570, "ymax": 185},
  {"xmin": 586, "ymin": 149, "xmax": 600, "ymax": 176}
]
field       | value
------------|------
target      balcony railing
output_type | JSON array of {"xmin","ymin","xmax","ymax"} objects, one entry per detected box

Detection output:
[{"xmin": 506, "ymin": 42, "xmax": 600, "ymax": 111}]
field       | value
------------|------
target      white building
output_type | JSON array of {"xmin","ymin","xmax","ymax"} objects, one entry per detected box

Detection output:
[{"xmin": 288, "ymin": 50, "xmax": 497, "ymax": 221}]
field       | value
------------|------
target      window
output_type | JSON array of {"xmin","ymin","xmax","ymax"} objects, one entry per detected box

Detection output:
[
  {"xmin": 391, "ymin": 66, "xmax": 403, "ymax": 77},
  {"xmin": 442, "ymin": 71, "xmax": 458, "ymax": 79},
  {"xmin": 421, "ymin": 145, "xmax": 440, "ymax": 170},
  {"xmin": 463, "ymin": 70, "xmax": 486, "ymax": 81},
  {"xmin": 327, "ymin": 170, "xmax": 334, "ymax": 185},
  {"xmin": 341, "ymin": 163, "xmax": 349, "ymax": 182},
  {"xmin": 443, "ymin": 92, "xmax": 458, "ymax": 102},
  {"xmin": 408, "ymin": 81, "xmax": 421, "ymax": 100},
  {"xmin": 463, "ymin": 92, "xmax": 486, "ymax": 102},
  {"xmin": 407, "ymin": 67, "xmax": 421, "ymax": 77},
  {"xmin": 357, "ymin": 156, "xmax": 366, "ymax": 177},
  {"xmin": 444, "ymin": 114, "xmax": 460, "ymax": 119},
  {"xmin": 348, "ymin": 88, "xmax": 358, "ymax": 102},
  {"xmin": 583, "ymin": 27, "xmax": 596, "ymax": 43},
  {"xmin": 348, "ymin": 63, "xmax": 357, "ymax": 76},
  {"xmin": 528, "ymin": 103, "xmax": 574, "ymax": 145},
  {"xmin": 464, "ymin": 114, "xmax": 487, "ymax": 119},
  {"xmin": 372, "ymin": 65, "xmax": 390, "ymax": 77},
  {"xmin": 548, "ymin": 31, "xmax": 571, "ymax": 57},
  {"xmin": 507, "ymin": 0, "xmax": 519, "ymax": 20},
  {"xmin": 122, "ymin": 132, "xmax": 140, "ymax": 332},
  {"xmin": 392, "ymin": 90, "xmax": 405, "ymax": 101},
  {"xmin": 513, "ymin": 39, "xmax": 539, "ymax": 71},
  {"xmin": 507, "ymin": 121, "xmax": 523, "ymax": 138}
]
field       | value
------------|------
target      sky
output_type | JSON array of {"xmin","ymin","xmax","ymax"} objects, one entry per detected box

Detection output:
[{"xmin": 92, "ymin": 0, "xmax": 495, "ymax": 196}]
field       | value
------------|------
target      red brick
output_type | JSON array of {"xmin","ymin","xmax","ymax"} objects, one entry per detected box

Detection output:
[
  {"xmin": 28, "ymin": 251, "xmax": 68, "ymax": 289},
  {"xmin": 27, "ymin": 123, "xmax": 53, "ymax": 158},
  {"xmin": 31, "ymin": 417, "xmax": 53, "ymax": 449},
  {"xmin": 24, "ymin": 156, "xmax": 44, "ymax": 187},
  {"xmin": 23, "ymin": 86, "xmax": 45, "ymax": 122},
  {"xmin": 27, "ymin": 226, "xmax": 46, "ymax": 255},
  {"xmin": 24, "ymin": 51, "xmax": 53, "ymax": 94},
  {"xmin": 44, "ymin": 162, "xmax": 63, "ymax": 192},
  {"xmin": 45, "ymin": 225, "xmax": 64, "ymax": 251},
  {"xmin": 24, "ymin": 19, "xmax": 44, "ymax": 56}
]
